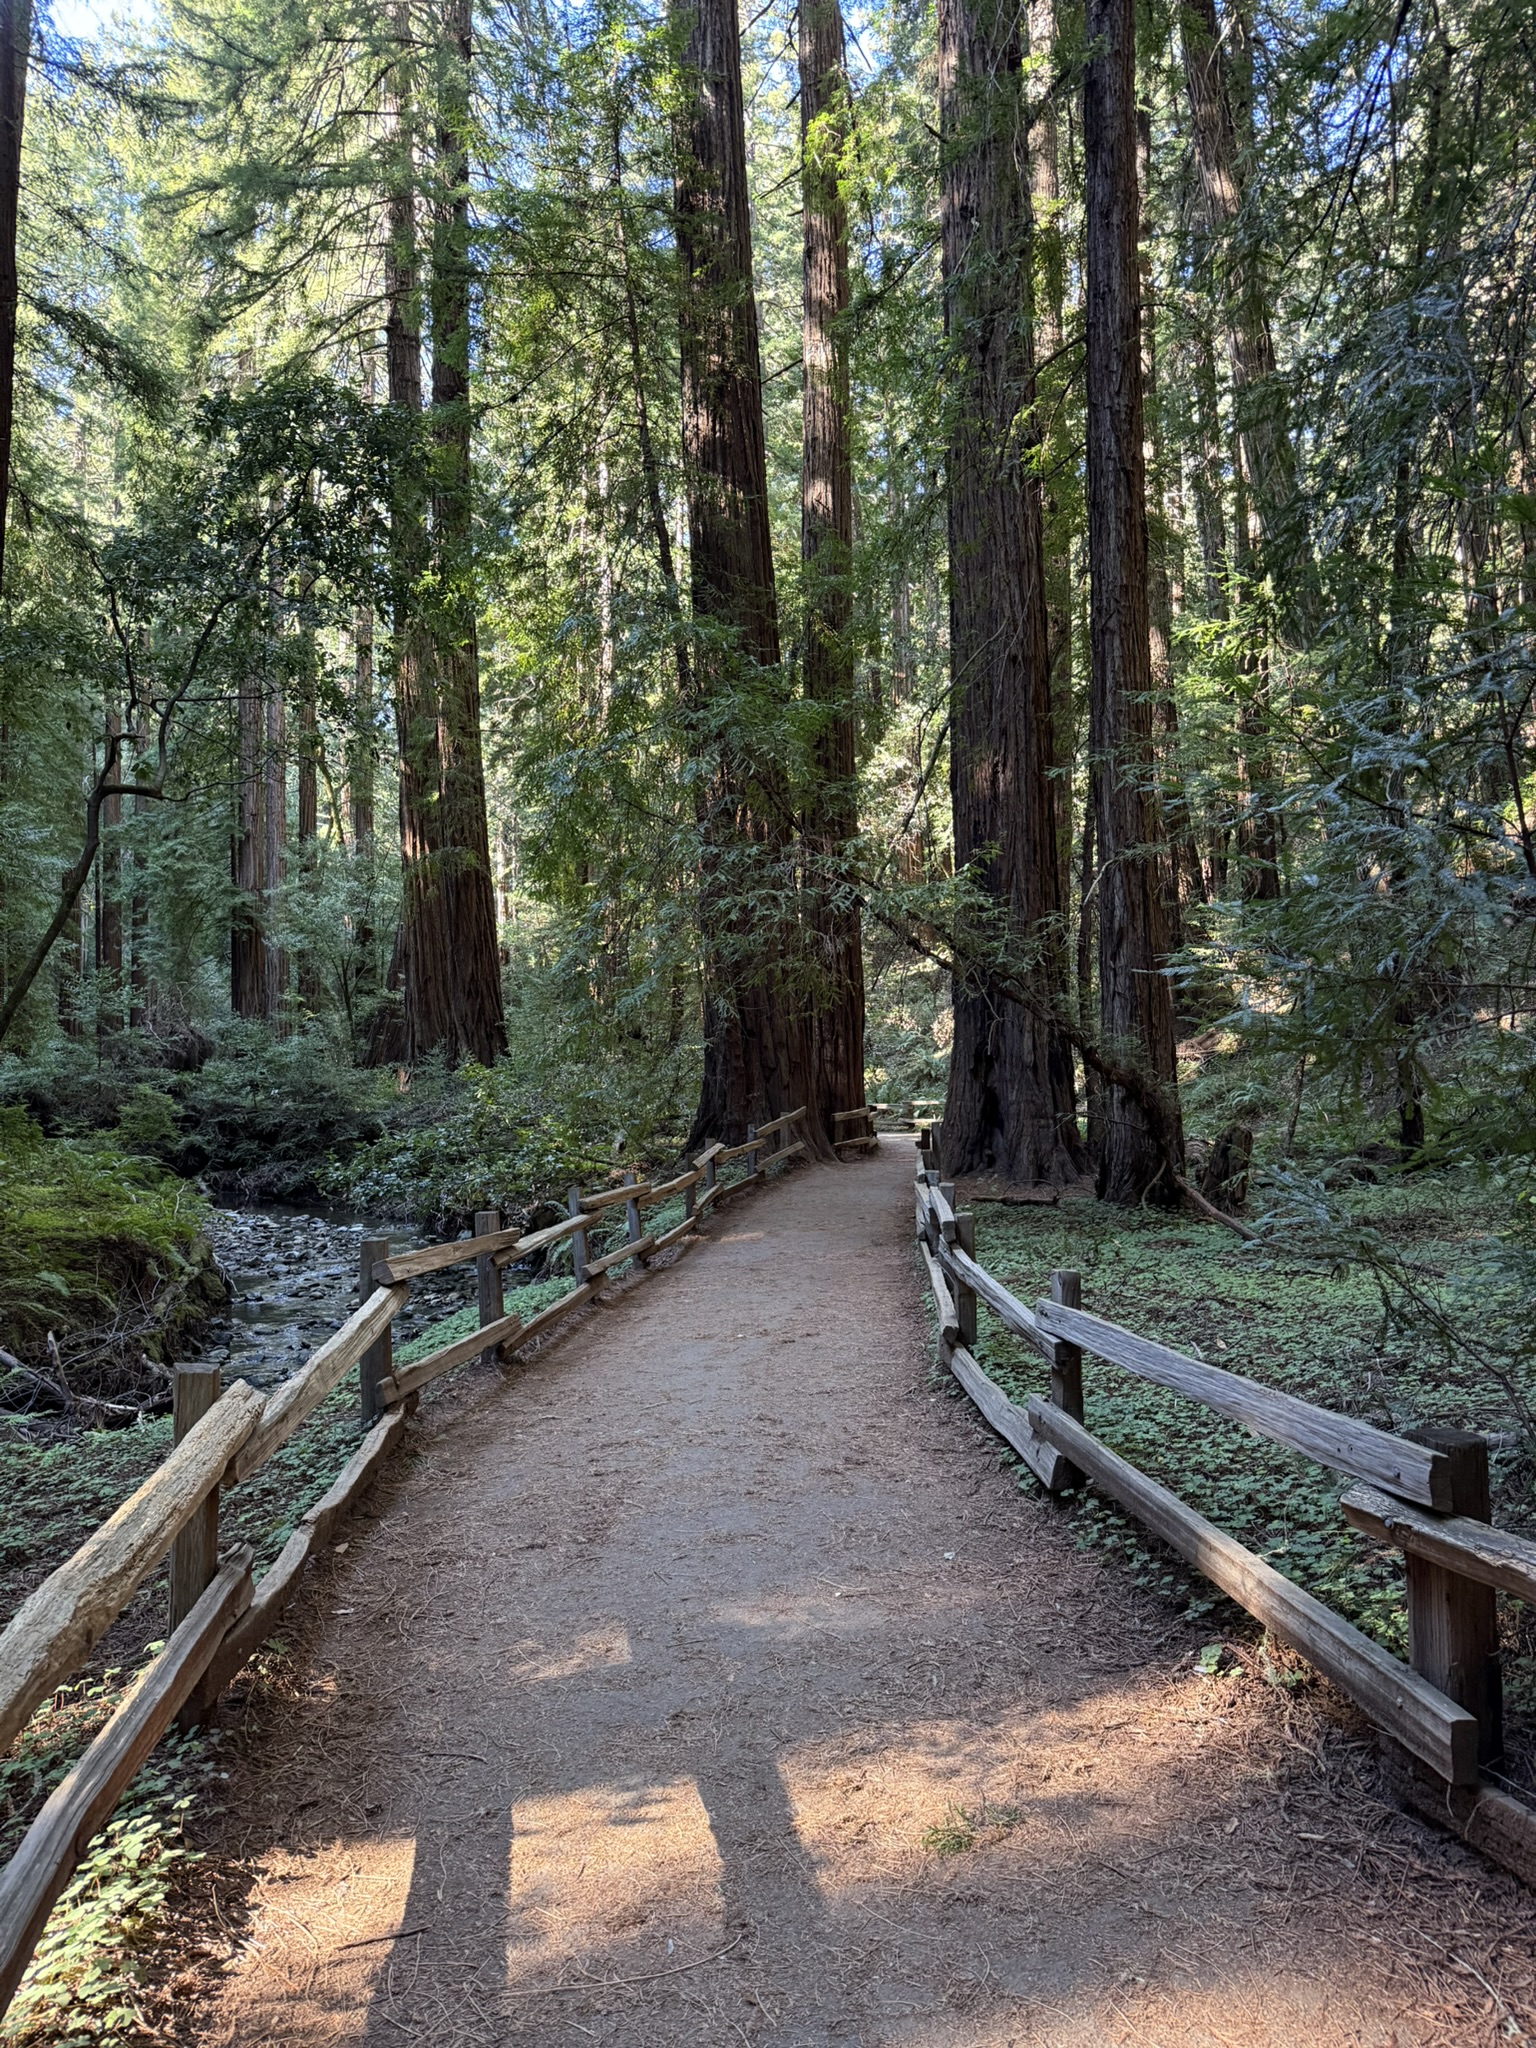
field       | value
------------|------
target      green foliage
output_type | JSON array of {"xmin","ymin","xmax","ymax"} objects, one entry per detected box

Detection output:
[
  {"xmin": 0, "ymin": 1112, "xmax": 213, "ymax": 1371},
  {"xmin": 0, "ymin": 1681, "xmax": 224, "ymax": 2044},
  {"xmin": 966, "ymin": 1188, "xmax": 1536, "ymax": 1680}
]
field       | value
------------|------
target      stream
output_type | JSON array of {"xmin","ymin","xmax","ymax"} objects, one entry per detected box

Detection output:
[{"xmin": 182, "ymin": 1207, "xmax": 485, "ymax": 1391}]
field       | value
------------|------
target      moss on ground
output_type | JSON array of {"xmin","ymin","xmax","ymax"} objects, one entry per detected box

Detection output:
[{"xmin": 0, "ymin": 1111, "xmax": 223, "ymax": 1398}]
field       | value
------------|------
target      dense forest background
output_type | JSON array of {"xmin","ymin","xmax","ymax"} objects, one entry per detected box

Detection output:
[{"xmin": 0, "ymin": 0, "xmax": 1533, "ymax": 1306}]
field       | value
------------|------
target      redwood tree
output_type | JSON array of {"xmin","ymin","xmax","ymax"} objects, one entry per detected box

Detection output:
[
  {"xmin": 1083, "ymin": 0, "xmax": 1182, "ymax": 1202},
  {"xmin": 675, "ymin": 0, "xmax": 824, "ymax": 1149},
  {"xmin": 937, "ymin": 0, "xmax": 1083, "ymax": 1186},
  {"xmin": 385, "ymin": 3, "xmax": 505, "ymax": 1068},
  {"xmin": 799, "ymin": 0, "xmax": 865, "ymax": 1131}
]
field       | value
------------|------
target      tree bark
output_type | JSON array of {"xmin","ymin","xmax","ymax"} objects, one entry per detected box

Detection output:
[
  {"xmin": 937, "ymin": 0, "xmax": 1083, "ymax": 1186},
  {"xmin": 1179, "ymin": 0, "xmax": 1313, "ymax": 638},
  {"xmin": 426, "ymin": 0, "xmax": 505, "ymax": 1067},
  {"xmin": 231, "ymin": 657, "xmax": 266, "ymax": 1017},
  {"xmin": 799, "ymin": 0, "xmax": 865, "ymax": 1132},
  {"xmin": 1084, "ymin": 0, "xmax": 1182, "ymax": 1203},
  {"xmin": 262, "ymin": 613, "xmax": 286, "ymax": 1020},
  {"xmin": 1027, "ymin": 0, "xmax": 1074, "ymax": 898},
  {"xmin": 384, "ymin": 5, "xmax": 505, "ymax": 1070},
  {"xmin": 674, "ymin": 0, "xmax": 823, "ymax": 1148},
  {"xmin": 350, "ymin": 606, "xmax": 375, "ymax": 844},
  {"xmin": 96, "ymin": 708, "xmax": 122, "ymax": 1031},
  {"xmin": 0, "ymin": 0, "xmax": 28, "ymax": 592}
]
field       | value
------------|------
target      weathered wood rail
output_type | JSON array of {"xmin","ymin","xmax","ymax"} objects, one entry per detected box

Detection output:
[
  {"xmin": 914, "ymin": 1160, "xmax": 1536, "ymax": 1886},
  {"xmin": 0, "ymin": 1108, "xmax": 811, "ymax": 2017}
]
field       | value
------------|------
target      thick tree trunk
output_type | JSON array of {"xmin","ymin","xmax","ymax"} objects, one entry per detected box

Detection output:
[
  {"xmin": 1084, "ymin": 0, "xmax": 1182, "ymax": 1203},
  {"xmin": 799, "ymin": 0, "xmax": 865, "ymax": 1132},
  {"xmin": 426, "ymin": 0, "xmax": 505, "ymax": 1067},
  {"xmin": 937, "ymin": 0, "xmax": 1083, "ymax": 1186},
  {"xmin": 675, "ymin": 0, "xmax": 823, "ymax": 1148},
  {"xmin": 0, "ymin": 0, "xmax": 28, "ymax": 592}
]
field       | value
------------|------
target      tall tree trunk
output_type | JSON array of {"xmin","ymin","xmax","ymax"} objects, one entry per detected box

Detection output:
[
  {"xmin": 350, "ymin": 606, "xmax": 375, "ymax": 843},
  {"xmin": 937, "ymin": 0, "xmax": 1083, "ymax": 1186},
  {"xmin": 1179, "ymin": 0, "xmax": 1313, "ymax": 638},
  {"xmin": 0, "ymin": 0, "xmax": 29, "ymax": 592},
  {"xmin": 231, "ymin": 661, "xmax": 266, "ymax": 1017},
  {"xmin": 674, "ymin": 0, "xmax": 823, "ymax": 1148},
  {"xmin": 1084, "ymin": 0, "xmax": 1182, "ymax": 1203},
  {"xmin": 1137, "ymin": 107, "xmax": 1187, "ymax": 955},
  {"xmin": 800, "ymin": 0, "xmax": 865, "ymax": 1131},
  {"xmin": 96, "ymin": 707, "xmax": 122, "ymax": 1032},
  {"xmin": 1027, "ymin": 0, "xmax": 1074, "ymax": 900},
  {"xmin": 262, "ymin": 647, "xmax": 286, "ymax": 1020},
  {"xmin": 427, "ymin": 0, "xmax": 505, "ymax": 1066}
]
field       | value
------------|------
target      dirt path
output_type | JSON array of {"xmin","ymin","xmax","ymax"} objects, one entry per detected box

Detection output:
[{"xmin": 198, "ymin": 1139, "xmax": 1536, "ymax": 2047}]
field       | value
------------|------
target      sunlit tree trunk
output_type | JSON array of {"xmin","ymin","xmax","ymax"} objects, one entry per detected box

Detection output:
[
  {"xmin": 800, "ymin": 0, "xmax": 865, "ymax": 1132},
  {"xmin": 1084, "ymin": 0, "xmax": 1182, "ymax": 1202},
  {"xmin": 937, "ymin": 0, "xmax": 1082, "ymax": 1187}
]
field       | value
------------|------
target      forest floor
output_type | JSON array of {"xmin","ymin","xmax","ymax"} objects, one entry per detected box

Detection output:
[{"xmin": 172, "ymin": 1138, "xmax": 1536, "ymax": 2048}]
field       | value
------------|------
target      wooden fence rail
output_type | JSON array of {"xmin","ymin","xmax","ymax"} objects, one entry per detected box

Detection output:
[
  {"xmin": 913, "ymin": 1163, "xmax": 1536, "ymax": 1880},
  {"xmin": 0, "ymin": 1107, "xmax": 812, "ymax": 2019}
]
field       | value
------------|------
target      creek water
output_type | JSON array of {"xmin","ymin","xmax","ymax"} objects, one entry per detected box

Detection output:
[{"xmin": 183, "ymin": 1207, "xmax": 486, "ymax": 1391}]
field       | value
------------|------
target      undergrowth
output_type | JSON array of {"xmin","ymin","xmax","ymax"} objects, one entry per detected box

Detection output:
[
  {"xmin": 0, "ymin": 1110, "xmax": 221, "ymax": 1391},
  {"xmin": 961, "ymin": 1174, "xmax": 1536, "ymax": 1735}
]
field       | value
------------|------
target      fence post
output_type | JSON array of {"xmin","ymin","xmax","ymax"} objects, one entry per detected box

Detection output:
[
  {"xmin": 1404, "ymin": 1426, "xmax": 1503, "ymax": 1767},
  {"xmin": 566, "ymin": 1186, "xmax": 590, "ymax": 1283},
  {"xmin": 623, "ymin": 1170, "xmax": 648, "ymax": 1267},
  {"xmin": 685, "ymin": 1171, "xmax": 697, "ymax": 1221},
  {"xmin": 702, "ymin": 1152, "xmax": 717, "ymax": 1205},
  {"xmin": 358, "ymin": 1236, "xmax": 392, "ymax": 1425},
  {"xmin": 937, "ymin": 1182, "xmax": 956, "ymax": 1248},
  {"xmin": 746, "ymin": 1124, "xmax": 759, "ymax": 1179},
  {"xmin": 1047, "ymin": 1270, "xmax": 1084, "ymax": 1423},
  {"xmin": 168, "ymin": 1365, "xmax": 220, "ymax": 1634},
  {"xmin": 953, "ymin": 1210, "xmax": 978, "ymax": 1352},
  {"xmin": 475, "ymin": 1208, "xmax": 504, "ymax": 1367}
]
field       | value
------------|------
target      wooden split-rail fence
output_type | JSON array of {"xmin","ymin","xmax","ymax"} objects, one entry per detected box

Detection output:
[
  {"xmin": 914, "ymin": 1153, "xmax": 1536, "ymax": 1888},
  {"xmin": 0, "ymin": 1107, "xmax": 811, "ymax": 2017}
]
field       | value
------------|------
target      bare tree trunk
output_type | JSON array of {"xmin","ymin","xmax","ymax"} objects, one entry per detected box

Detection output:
[
  {"xmin": 937, "ymin": 0, "xmax": 1083, "ymax": 1186},
  {"xmin": 1179, "ymin": 0, "xmax": 1313, "ymax": 638},
  {"xmin": 674, "ymin": 0, "xmax": 823, "ymax": 1149},
  {"xmin": 262, "ymin": 631, "xmax": 286, "ymax": 1020},
  {"xmin": 127, "ymin": 783, "xmax": 148, "ymax": 1029},
  {"xmin": 1138, "ymin": 108, "xmax": 1186, "ymax": 956},
  {"xmin": 800, "ymin": 0, "xmax": 865, "ymax": 1132},
  {"xmin": 1028, "ymin": 0, "xmax": 1074, "ymax": 898},
  {"xmin": 350, "ymin": 606, "xmax": 375, "ymax": 844},
  {"xmin": 0, "ymin": 0, "xmax": 29, "ymax": 591},
  {"xmin": 1084, "ymin": 0, "xmax": 1182, "ymax": 1204},
  {"xmin": 231, "ymin": 660, "xmax": 266, "ymax": 1016},
  {"xmin": 96, "ymin": 708, "xmax": 122, "ymax": 1032},
  {"xmin": 426, "ymin": 0, "xmax": 505, "ymax": 1067}
]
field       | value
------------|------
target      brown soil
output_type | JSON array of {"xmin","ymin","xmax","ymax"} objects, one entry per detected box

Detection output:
[{"xmin": 191, "ymin": 1138, "xmax": 1536, "ymax": 2046}]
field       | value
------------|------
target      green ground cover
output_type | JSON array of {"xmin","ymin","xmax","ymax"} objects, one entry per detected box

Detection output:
[{"xmin": 960, "ymin": 1175, "xmax": 1536, "ymax": 1742}]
